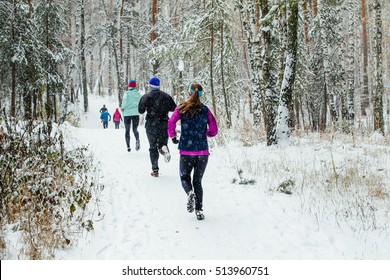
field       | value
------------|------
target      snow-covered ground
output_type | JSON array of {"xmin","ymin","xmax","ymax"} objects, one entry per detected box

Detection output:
[{"xmin": 53, "ymin": 94, "xmax": 390, "ymax": 260}]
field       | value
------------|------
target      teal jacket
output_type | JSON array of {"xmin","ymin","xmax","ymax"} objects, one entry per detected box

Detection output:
[{"xmin": 121, "ymin": 89, "xmax": 141, "ymax": 116}]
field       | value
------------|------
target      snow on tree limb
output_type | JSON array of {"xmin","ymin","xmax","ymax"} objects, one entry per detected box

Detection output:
[{"xmin": 259, "ymin": 5, "xmax": 279, "ymax": 26}]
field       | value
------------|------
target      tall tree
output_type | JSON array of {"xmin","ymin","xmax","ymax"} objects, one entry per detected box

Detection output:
[
  {"xmin": 346, "ymin": 0, "xmax": 355, "ymax": 124},
  {"xmin": 372, "ymin": 0, "xmax": 384, "ymax": 134},
  {"xmin": 207, "ymin": 0, "xmax": 236, "ymax": 126},
  {"xmin": 275, "ymin": 0, "xmax": 299, "ymax": 143},
  {"xmin": 35, "ymin": 0, "xmax": 69, "ymax": 123},
  {"xmin": 260, "ymin": 0, "xmax": 279, "ymax": 145},
  {"xmin": 307, "ymin": 1, "xmax": 326, "ymax": 132},
  {"xmin": 360, "ymin": 0, "xmax": 370, "ymax": 116},
  {"xmin": 80, "ymin": 0, "xmax": 88, "ymax": 112},
  {"xmin": 209, "ymin": 0, "xmax": 216, "ymax": 117},
  {"xmin": 11, "ymin": 1, "xmax": 17, "ymax": 118},
  {"xmin": 220, "ymin": 23, "xmax": 231, "ymax": 128},
  {"xmin": 151, "ymin": 0, "xmax": 159, "ymax": 74},
  {"xmin": 236, "ymin": 0, "xmax": 263, "ymax": 126}
]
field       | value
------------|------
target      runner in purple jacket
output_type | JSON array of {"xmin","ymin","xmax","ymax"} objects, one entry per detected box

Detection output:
[{"xmin": 168, "ymin": 83, "xmax": 218, "ymax": 220}]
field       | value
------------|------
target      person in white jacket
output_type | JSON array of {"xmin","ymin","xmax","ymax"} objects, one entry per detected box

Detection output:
[{"xmin": 121, "ymin": 80, "xmax": 141, "ymax": 152}]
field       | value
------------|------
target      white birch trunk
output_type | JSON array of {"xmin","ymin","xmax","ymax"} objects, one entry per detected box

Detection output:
[{"xmin": 275, "ymin": 0, "xmax": 298, "ymax": 144}]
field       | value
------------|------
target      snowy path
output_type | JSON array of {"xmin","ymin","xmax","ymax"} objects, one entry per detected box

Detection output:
[
  {"xmin": 58, "ymin": 123, "xmax": 362, "ymax": 260},
  {"xmin": 52, "ymin": 95, "xmax": 390, "ymax": 260}
]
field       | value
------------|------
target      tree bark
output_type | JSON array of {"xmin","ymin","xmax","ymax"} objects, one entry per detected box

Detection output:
[
  {"xmin": 237, "ymin": 0, "xmax": 262, "ymax": 125},
  {"xmin": 220, "ymin": 24, "xmax": 231, "ymax": 128},
  {"xmin": 151, "ymin": 0, "xmax": 159, "ymax": 74},
  {"xmin": 11, "ymin": 1, "xmax": 17, "ymax": 118},
  {"xmin": 347, "ymin": 0, "xmax": 355, "ymax": 124},
  {"xmin": 302, "ymin": 1, "xmax": 309, "ymax": 45},
  {"xmin": 361, "ymin": 0, "xmax": 370, "ymax": 116},
  {"xmin": 209, "ymin": 0, "xmax": 217, "ymax": 117},
  {"xmin": 151, "ymin": 0, "xmax": 158, "ymax": 42},
  {"xmin": 45, "ymin": 0, "xmax": 53, "ymax": 123},
  {"xmin": 237, "ymin": 6, "xmax": 252, "ymax": 114},
  {"xmin": 120, "ymin": 0, "xmax": 125, "ymax": 60},
  {"xmin": 108, "ymin": 46, "xmax": 112, "ymax": 96},
  {"xmin": 260, "ymin": 0, "xmax": 278, "ymax": 145},
  {"xmin": 80, "ymin": 0, "xmax": 88, "ymax": 112},
  {"xmin": 373, "ymin": 0, "xmax": 384, "ymax": 134},
  {"xmin": 275, "ymin": 0, "xmax": 298, "ymax": 143}
]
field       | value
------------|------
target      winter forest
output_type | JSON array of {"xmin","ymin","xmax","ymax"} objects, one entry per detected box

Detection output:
[{"xmin": 1, "ymin": 0, "xmax": 390, "ymax": 260}]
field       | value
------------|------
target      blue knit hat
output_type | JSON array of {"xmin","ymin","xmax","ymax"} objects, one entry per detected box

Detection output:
[{"xmin": 149, "ymin": 77, "xmax": 160, "ymax": 88}]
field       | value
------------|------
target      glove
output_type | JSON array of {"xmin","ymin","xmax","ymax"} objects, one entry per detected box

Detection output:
[{"xmin": 172, "ymin": 137, "xmax": 179, "ymax": 144}]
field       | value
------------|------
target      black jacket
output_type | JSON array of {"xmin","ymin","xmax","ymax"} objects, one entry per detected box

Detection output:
[{"xmin": 138, "ymin": 89, "xmax": 176, "ymax": 125}]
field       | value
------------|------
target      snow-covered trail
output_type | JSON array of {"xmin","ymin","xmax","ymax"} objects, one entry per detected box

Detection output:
[
  {"xmin": 53, "ymin": 95, "xmax": 381, "ymax": 260},
  {"xmin": 58, "ymin": 121, "xmax": 359, "ymax": 260}
]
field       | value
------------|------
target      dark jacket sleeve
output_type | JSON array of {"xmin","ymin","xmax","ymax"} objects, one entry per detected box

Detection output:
[
  {"xmin": 138, "ymin": 95, "xmax": 147, "ymax": 114},
  {"xmin": 168, "ymin": 95, "xmax": 176, "ymax": 112}
]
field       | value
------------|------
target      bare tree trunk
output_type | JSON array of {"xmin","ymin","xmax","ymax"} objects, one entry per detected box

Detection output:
[
  {"xmin": 120, "ymin": 0, "xmax": 124, "ymax": 60},
  {"xmin": 373, "ymin": 0, "xmax": 384, "ymax": 134},
  {"xmin": 11, "ymin": 1, "xmax": 17, "ymax": 118},
  {"xmin": 32, "ymin": 89, "xmax": 38, "ymax": 119},
  {"xmin": 98, "ymin": 46, "xmax": 103, "ymax": 96},
  {"xmin": 11, "ymin": 62, "xmax": 16, "ymax": 118},
  {"xmin": 21, "ymin": 0, "xmax": 35, "ymax": 121},
  {"xmin": 320, "ymin": 73, "xmax": 327, "ymax": 132},
  {"xmin": 126, "ymin": 38, "xmax": 130, "ymax": 81},
  {"xmin": 361, "ymin": 0, "xmax": 370, "ymax": 116},
  {"xmin": 209, "ymin": 0, "xmax": 217, "ymax": 117},
  {"xmin": 220, "ymin": 24, "xmax": 231, "ymax": 128},
  {"xmin": 275, "ymin": 0, "xmax": 298, "ymax": 143},
  {"xmin": 302, "ymin": 1, "xmax": 309, "ymax": 45},
  {"xmin": 313, "ymin": 0, "xmax": 318, "ymax": 16},
  {"xmin": 89, "ymin": 53, "xmax": 94, "ymax": 94},
  {"xmin": 70, "ymin": 79, "xmax": 75, "ymax": 103},
  {"xmin": 236, "ymin": 0, "xmax": 262, "ymax": 125},
  {"xmin": 80, "ymin": 0, "xmax": 88, "ymax": 112},
  {"xmin": 112, "ymin": 41, "xmax": 123, "ymax": 105},
  {"xmin": 238, "ymin": 7, "xmax": 252, "ymax": 114},
  {"xmin": 260, "ymin": 0, "xmax": 278, "ymax": 145},
  {"xmin": 347, "ymin": 0, "xmax": 355, "ymax": 124},
  {"xmin": 108, "ymin": 46, "xmax": 112, "ymax": 96},
  {"xmin": 88, "ymin": 7, "xmax": 94, "ymax": 95},
  {"xmin": 112, "ymin": 2, "xmax": 124, "ymax": 105},
  {"xmin": 151, "ymin": 0, "xmax": 159, "ymax": 74},
  {"xmin": 151, "ymin": 0, "xmax": 158, "ymax": 42},
  {"xmin": 45, "ymin": 0, "xmax": 53, "ymax": 123}
]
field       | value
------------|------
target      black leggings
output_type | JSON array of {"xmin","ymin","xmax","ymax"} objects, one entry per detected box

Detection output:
[
  {"xmin": 124, "ymin": 116, "xmax": 139, "ymax": 148},
  {"xmin": 179, "ymin": 155, "xmax": 209, "ymax": 211},
  {"xmin": 146, "ymin": 122, "xmax": 168, "ymax": 171}
]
